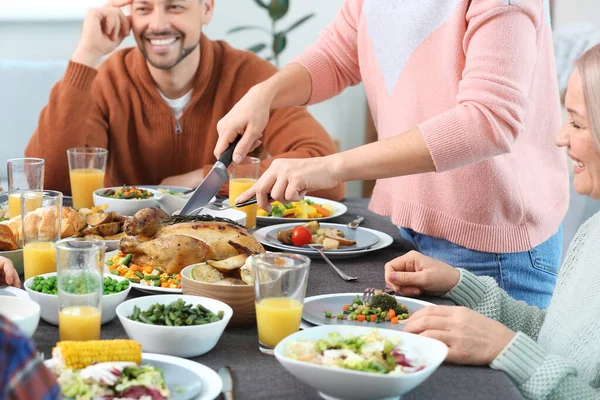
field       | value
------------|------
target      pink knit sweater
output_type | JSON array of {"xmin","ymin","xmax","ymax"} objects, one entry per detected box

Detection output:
[{"xmin": 294, "ymin": 0, "xmax": 569, "ymax": 253}]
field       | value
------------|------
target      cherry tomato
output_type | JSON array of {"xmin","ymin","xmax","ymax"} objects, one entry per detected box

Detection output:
[{"xmin": 291, "ymin": 226, "xmax": 312, "ymax": 247}]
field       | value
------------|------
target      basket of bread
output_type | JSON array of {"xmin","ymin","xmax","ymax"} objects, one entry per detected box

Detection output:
[{"xmin": 0, "ymin": 205, "xmax": 128, "ymax": 253}]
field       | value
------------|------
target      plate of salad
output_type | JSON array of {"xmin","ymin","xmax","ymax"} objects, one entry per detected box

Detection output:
[
  {"xmin": 45, "ymin": 340, "xmax": 222, "ymax": 400},
  {"xmin": 255, "ymin": 196, "xmax": 347, "ymax": 224}
]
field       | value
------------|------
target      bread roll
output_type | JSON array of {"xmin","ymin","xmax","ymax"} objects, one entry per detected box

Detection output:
[
  {"xmin": 23, "ymin": 206, "xmax": 60, "ymax": 242},
  {"xmin": 0, "ymin": 216, "xmax": 22, "ymax": 245},
  {"xmin": 61, "ymin": 207, "xmax": 86, "ymax": 238},
  {"xmin": 0, "ymin": 224, "xmax": 18, "ymax": 251}
]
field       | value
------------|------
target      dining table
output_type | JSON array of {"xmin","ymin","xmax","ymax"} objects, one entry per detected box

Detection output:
[{"xmin": 32, "ymin": 197, "xmax": 523, "ymax": 400}]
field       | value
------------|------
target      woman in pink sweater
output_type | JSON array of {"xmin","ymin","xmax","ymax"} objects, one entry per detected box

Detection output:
[{"xmin": 215, "ymin": 0, "xmax": 569, "ymax": 308}]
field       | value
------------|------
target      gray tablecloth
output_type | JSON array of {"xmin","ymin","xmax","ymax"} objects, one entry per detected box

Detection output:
[{"xmin": 32, "ymin": 198, "xmax": 522, "ymax": 400}]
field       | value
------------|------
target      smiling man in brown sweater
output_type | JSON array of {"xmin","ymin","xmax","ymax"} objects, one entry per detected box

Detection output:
[{"xmin": 25, "ymin": 0, "xmax": 345, "ymax": 200}]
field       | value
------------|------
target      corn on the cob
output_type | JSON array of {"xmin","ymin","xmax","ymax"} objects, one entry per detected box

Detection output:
[{"xmin": 53, "ymin": 340, "xmax": 142, "ymax": 370}]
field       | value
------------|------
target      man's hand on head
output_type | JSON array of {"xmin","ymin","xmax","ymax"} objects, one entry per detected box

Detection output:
[{"xmin": 72, "ymin": 0, "xmax": 134, "ymax": 69}]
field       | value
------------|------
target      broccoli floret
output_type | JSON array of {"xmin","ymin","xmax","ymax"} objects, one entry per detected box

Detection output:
[
  {"xmin": 394, "ymin": 304, "xmax": 409, "ymax": 316},
  {"xmin": 369, "ymin": 293, "xmax": 398, "ymax": 311}
]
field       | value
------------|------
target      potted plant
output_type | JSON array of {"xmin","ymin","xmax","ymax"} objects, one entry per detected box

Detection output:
[{"xmin": 227, "ymin": 0, "xmax": 315, "ymax": 67}]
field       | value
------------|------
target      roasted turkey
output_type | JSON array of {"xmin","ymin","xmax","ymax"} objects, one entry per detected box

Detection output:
[{"xmin": 119, "ymin": 208, "xmax": 264, "ymax": 274}]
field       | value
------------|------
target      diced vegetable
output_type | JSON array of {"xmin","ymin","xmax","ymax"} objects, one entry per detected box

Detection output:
[
  {"xmin": 324, "ymin": 294, "xmax": 409, "ymax": 324},
  {"xmin": 261, "ymin": 199, "xmax": 335, "ymax": 219},
  {"xmin": 101, "ymin": 186, "xmax": 153, "ymax": 200},
  {"xmin": 105, "ymin": 252, "xmax": 182, "ymax": 289}
]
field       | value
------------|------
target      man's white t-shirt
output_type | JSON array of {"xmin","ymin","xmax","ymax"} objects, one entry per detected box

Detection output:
[{"xmin": 159, "ymin": 90, "xmax": 193, "ymax": 121}]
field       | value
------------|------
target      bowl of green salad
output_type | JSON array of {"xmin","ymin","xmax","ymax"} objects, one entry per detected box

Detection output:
[
  {"xmin": 24, "ymin": 272, "xmax": 131, "ymax": 325},
  {"xmin": 275, "ymin": 325, "xmax": 448, "ymax": 400}
]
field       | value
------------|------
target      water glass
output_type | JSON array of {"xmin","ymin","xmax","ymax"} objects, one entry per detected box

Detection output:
[
  {"xmin": 57, "ymin": 238, "xmax": 105, "ymax": 341},
  {"xmin": 7, "ymin": 158, "xmax": 44, "ymax": 218},
  {"xmin": 229, "ymin": 157, "xmax": 260, "ymax": 229},
  {"xmin": 252, "ymin": 253, "xmax": 310, "ymax": 354},
  {"xmin": 21, "ymin": 190, "xmax": 63, "ymax": 280},
  {"xmin": 67, "ymin": 147, "xmax": 108, "ymax": 210}
]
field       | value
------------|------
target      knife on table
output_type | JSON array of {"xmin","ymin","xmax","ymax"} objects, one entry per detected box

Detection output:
[
  {"xmin": 346, "ymin": 215, "xmax": 364, "ymax": 242},
  {"xmin": 180, "ymin": 136, "xmax": 242, "ymax": 216},
  {"xmin": 347, "ymin": 215, "xmax": 364, "ymax": 229},
  {"xmin": 218, "ymin": 366, "xmax": 234, "ymax": 400}
]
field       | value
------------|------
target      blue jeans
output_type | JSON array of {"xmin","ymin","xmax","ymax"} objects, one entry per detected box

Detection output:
[{"xmin": 398, "ymin": 226, "xmax": 563, "ymax": 309}]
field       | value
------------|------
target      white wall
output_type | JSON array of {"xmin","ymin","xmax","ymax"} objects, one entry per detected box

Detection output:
[
  {"xmin": 553, "ymin": 0, "xmax": 600, "ymax": 28},
  {"xmin": 0, "ymin": 0, "xmax": 366, "ymax": 197},
  {"xmin": 552, "ymin": 0, "xmax": 600, "ymax": 256}
]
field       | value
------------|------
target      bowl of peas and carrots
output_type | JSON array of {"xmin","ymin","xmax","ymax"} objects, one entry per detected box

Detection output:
[
  {"xmin": 93, "ymin": 186, "xmax": 160, "ymax": 216},
  {"xmin": 24, "ymin": 272, "xmax": 131, "ymax": 325}
]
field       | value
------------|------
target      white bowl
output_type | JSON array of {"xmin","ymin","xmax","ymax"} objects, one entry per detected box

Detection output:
[
  {"xmin": 0, "ymin": 297, "xmax": 40, "ymax": 337},
  {"xmin": 274, "ymin": 325, "xmax": 448, "ymax": 400},
  {"xmin": 93, "ymin": 187, "xmax": 160, "ymax": 216},
  {"xmin": 154, "ymin": 192, "xmax": 192, "ymax": 216},
  {"xmin": 24, "ymin": 272, "xmax": 131, "ymax": 325},
  {"xmin": 116, "ymin": 294, "xmax": 232, "ymax": 358},
  {"xmin": 154, "ymin": 192, "xmax": 219, "ymax": 216}
]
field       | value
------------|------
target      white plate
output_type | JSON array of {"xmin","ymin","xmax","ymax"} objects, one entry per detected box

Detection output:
[
  {"xmin": 45, "ymin": 353, "xmax": 222, "ymax": 400},
  {"xmin": 225, "ymin": 196, "xmax": 347, "ymax": 224},
  {"xmin": 143, "ymin": 185, "xmax": 192, "ymax": 194},
  {"xmin": 105, "ymin": 250, "xmax": 182, "ymax": 294},
  {"xmin": 103, "ymin": 239, "xmax": 120, "ymax": 251},
  {"xmin": 262, "ymin": 223, "xmax": 380, "ymax": 253},
  {"xmin": 143, "ymin": 353, "xmax": 222, "ymax": 400},
  {"xmin": 301, "ymin": 293, "xmax": 435, "ymax": 331},
  {"xmin": 0, "ymin": 286, "xmax": 30, "ymax": 299},
  {"xmin": 253, "ymin": 225, "xmax": 394, "ymax": 259},
  {"xmin": 131, "ymin": 285, "xmax": 182, "ymax": 294}
]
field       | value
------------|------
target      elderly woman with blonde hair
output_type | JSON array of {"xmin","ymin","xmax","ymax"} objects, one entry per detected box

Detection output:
[{"xmin": 384, "ymin": 45, "xmax": 600, "ymax": 399}]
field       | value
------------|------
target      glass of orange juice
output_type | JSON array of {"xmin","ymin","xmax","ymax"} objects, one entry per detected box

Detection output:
[
  {"xmin": 67, "ymin": 147, "xmax": 108, "ymax": 210},
  {"xmin": 7, "ymin": 158, "xmax": 45, "ymax": 218},
  {"xmin": 21, "ymin": 190, "xmax": 62, "ymax": 280},
  {"xmin": 229, "ymin": 157, "xmax": 260, "ymax": 229},
  {"xmin": 57, "ymin": 238, "xmax": 105, "ymax": 341},
  {"xmin": 252, "ymin": 253, "xmax": 310, "ymax": 354}
]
